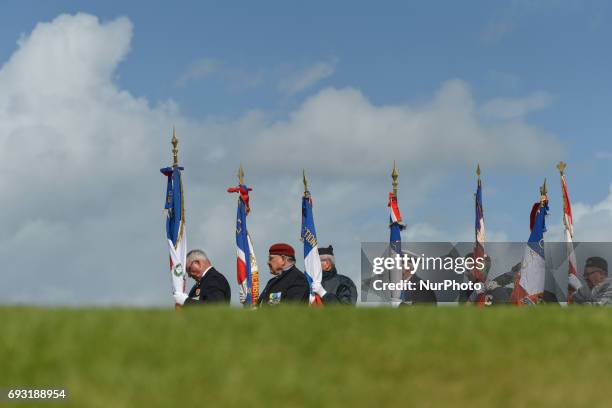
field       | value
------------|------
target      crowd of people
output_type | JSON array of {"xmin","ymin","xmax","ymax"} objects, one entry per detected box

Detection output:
[{"xmin": 172, "ymin": 243, "xmax": 358, "ymax": 307}]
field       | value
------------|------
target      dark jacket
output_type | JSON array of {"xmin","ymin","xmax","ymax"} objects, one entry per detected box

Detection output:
[
  {"xmin": 258, "ymin": 265, "xmax": 309, "ymax": 306},
  {"xmin": 321, "ymin": 266, "xmax": 358, "ymax": 305},
  {"xmin": 185, "ymin": 267, "xmax": 231, "ymax": 305},
  {"xmin": 399, "ymin": 273, "xmax": 437, "ymax": 305}
]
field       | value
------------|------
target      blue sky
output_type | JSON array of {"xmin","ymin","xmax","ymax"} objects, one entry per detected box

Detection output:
[{"xmin": 0, "ymin": 1, "xmax": 610, "ymax": 304}]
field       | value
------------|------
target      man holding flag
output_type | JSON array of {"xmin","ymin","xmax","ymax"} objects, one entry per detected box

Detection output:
[
  {"xmin": 301, "ymin": 171, "xmax": 325, "ymax": 305},
  {"xmin": 227, "ymin": 165, "xmax": 259, "ymax": 307},
  {"xmin": 511, "ymin": 179, "xmax": 549, "ymax": 305},
  {"xmin": 258, "ymin": 243, "xmax": 309, "ymax": 306},
  {"xmin": 160, "ymin": 128, "xmax": 188, "ymax": 309}
]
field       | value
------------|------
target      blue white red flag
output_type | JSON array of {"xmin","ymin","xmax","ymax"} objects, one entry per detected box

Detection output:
[
  {"xmin": 512, "ymin": 196, "xmax": 549, "ymax": 305},
  {"xmin": 388, "ymin": 192, "xmax": 405, "ymax": 305},
  {"xmin": 560, "ymin": 169, "xmax": 577, "ymax": 303},
  {"xmin": 473, "ymin": 177, "xmax": 487, "ymax": 305},
  {"xmin": 302, "ymin": 190, "xmax": 323, "ymax": 305},
  {"xmin": 161, "ymin": 165, "xmax": 187, "ymax": 298},
  {"xmin": 228, "ymin": 184, "xmax": 259, "ymax": 306}
]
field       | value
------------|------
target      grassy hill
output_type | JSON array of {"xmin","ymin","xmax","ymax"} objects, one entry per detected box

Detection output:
[{"xmin": 1, "ymin": 306, "xmax": 611, "ymax": 407}]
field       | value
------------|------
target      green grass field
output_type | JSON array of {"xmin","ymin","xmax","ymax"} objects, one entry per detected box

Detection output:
[{"xmin": 1, "ymin": 306, "xmax": 611, "ymax": 407}]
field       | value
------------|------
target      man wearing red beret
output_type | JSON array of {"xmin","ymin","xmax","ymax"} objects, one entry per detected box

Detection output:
[{"xmin": 258, "ymin": 243, "xmax": 309, "ymax": 306}]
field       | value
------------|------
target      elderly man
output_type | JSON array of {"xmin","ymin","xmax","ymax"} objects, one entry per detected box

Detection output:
[
  {"xmin": 310, "ymin": 245, "xmax": 357, "ymax": 305},
  {"xmin": 173, "ymin": 249, "xmax": 231, "ymax": 306},
  {"xmin": 258, "ymin": 243, "xmax": 309, "ymax": 306},
  {"xmin": 571, "ymin": 256, "xmax": 612, "ymax": 305}
]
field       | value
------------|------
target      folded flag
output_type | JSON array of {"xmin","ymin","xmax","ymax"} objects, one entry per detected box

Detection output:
[
  {"xmin": 558, "ymin": 162, "xmax": 577, "ymax": 303},
  {"xmin": 389, "ymin": 163, "xmax": 406, "ymax": 305},
  {"xmin": 301, "ymin": 171, "xmax": 323, "ymax": 306},
  {"xmin": 511, "ymin": 180, "xmax": 548, "ymax": 305},
  {"xmin": 160, "ymin": 131, "xmax": 186, "ymax": 304},
  {"xmin": 473, "ymin": 165, "xmax": 487, "ymax": 305},
  {"xmin": 228, "ymin": 166, "xmax": 259, "ymax": 306}
]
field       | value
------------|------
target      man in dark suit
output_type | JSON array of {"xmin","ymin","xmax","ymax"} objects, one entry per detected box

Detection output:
[
  {"xmin": 258, "ymin": 243, "xmax": 309, "ymax": 306},
  {"xmin": 312, "ymin": 245, "xmax": 357, "ymax": 305},
  {"xmin": 173, "ymin": 249, "xmax": 231, "ymax": 306}
]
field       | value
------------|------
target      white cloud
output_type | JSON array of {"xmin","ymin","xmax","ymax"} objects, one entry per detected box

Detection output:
[
  {"xmin": 0, "ymin": 13, "xmax": 568, "ymax": 306},
  {"xmin": 278, "ymin": 59, "xmax": 336, "ymax": 95},
  {"xmin": 245, "ymin": 82, "xmax": 562, "ymax": 176},
  {"xmin": 548, "ymin": 184, "xmax": 612, "ymax": 242},
  {"xmin": 175, "ymin": 58, "xmax": 262, "ymax": 90},
  {"xmin": 479, "ymin": 91, "xmax": 554, "ymax": 120},
  {"xmin": 175, "ymin": 58, "xmax": 222, "ymax": 87}
]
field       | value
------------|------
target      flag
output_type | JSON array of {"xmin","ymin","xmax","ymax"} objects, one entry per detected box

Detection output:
[
  {"xmin": 301, "ymin": 187, "xmax": 323, "ymax": 306},
  {"xmin": 227, "ymin": 183, "xmax": 259, "ymax": 306},
  {"xmin": 511, "ymin": 194, "xmax": 549, "ymax": 305},
  {"xmin": 560, "ymin": 165, "xmax": 577, "ymax": 303},
  {"xmin": 473, "ymin": 173, "xmax": 487, "ymax": 305},
  {"xmin": 388, "ymin": 191, "xmax": 406, "ymax": 305},
  {"xmin": 161, "ymin": 165, "xmax": 187, "ymax": 299}
]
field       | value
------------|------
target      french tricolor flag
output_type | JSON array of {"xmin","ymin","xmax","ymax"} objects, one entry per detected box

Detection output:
[
  {"xmin": 228, "ymin": 182, "xmax": 259, "ymax": 306},
  {"xmin": 511, "ymin": 187, "xmax": 549, "ymax": 305},
  {"xmin": 301, "ymin": 179, "xmax": 323, "ymax": 306},
  {"xmin": 473, "ymin": 171, "xmax": 487, "ymax": 305},
  {"xmin": 559, "ymin": 164, "xmax": 577, "ymax": 303},
  {"xmin": 388, "ymin": 191, "xmax": 406, "ymax": 305}
]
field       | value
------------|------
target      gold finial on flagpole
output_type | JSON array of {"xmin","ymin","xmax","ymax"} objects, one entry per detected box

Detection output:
[
  {"xmin": 540, "ymin": 178, "xmax": 547, "ymax": 204},
  {"xmin": 476, "ymin": 163, "xmax": 481, "ymax": 186},
  {"xmin": 238, "ymin": 163, "xmax": 245, "ymax": 185},
  {"xmin": 557, "ymin": 161, "xmax": 566, "ymax": 176},
  {"xmin": 391, "ymin": 161, "xmax": 398, "ymax": 197},
  {"xmin": 171, "ymin": 126, "xmax": 179, "ymax": 167},
  {"xmin": 303, "ymin": 169, "xmax": 309, "ymax": 194}
]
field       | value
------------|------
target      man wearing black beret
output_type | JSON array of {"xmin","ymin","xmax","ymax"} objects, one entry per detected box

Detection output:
[
  {"xmin": 258, "ymin": 243, "xmax": 309, "ymax": 306},
  {"xmin": 311, "ymin": 245, "xmax": 358, "ymax": 305}
]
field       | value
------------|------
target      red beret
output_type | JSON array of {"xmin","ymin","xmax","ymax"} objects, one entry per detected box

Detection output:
[{"xmin": 269, "ymin": 243, "xmax": 295, "ymax": 258}]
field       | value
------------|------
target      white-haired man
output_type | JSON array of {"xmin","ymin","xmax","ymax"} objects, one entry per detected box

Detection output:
[{"xmin": 173, "ymin": 249, "xmax": 231, "ymax": 306}]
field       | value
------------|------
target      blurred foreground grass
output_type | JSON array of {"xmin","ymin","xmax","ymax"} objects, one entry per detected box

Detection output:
[{"xmin": 1, "ymin": 306, "xmax": 611, "ymax": 407}]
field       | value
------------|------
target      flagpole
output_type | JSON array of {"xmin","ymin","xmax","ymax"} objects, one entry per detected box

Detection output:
[
  {"xmin": 170, "ymin": 127, "xmax": 183, "ymax": 311},
  {"xmin": 228, "ymin": 164, "xmax": 259, "ymax": 307},
  {"xmin": 475, "ymin": 163, "xmax": 481, "ymax": 243},
  {"xmin": 557, "ymin": 161, "xmax": 576, "ymax": 304},
  {"xmin": 557, "ymin": 161, "xmax": 566, "ymax": 224}
]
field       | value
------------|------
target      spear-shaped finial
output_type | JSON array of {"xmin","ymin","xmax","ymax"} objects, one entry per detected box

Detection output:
[
  {"xmin": 557, "ymin": 161, "xmax": 566, "ymax": 176},
  {"xmin": 303, "ymin": 169, "xmax": 309, "ymax": 194},
  {"xmin": 238, "ymin": 163, "xmax": 245, "ymax": 185},
  {"xmin": 540, "ymin": 178, "xmax": 548, "ymax": 203},
  {"xmin": 391, "ymin": 161, "xmax": 398, "ymax": 197},
  {"xmin": 476, "ymin": 163, "xmax": 481, "ymax": 186},
  {"xmin": 171, "ymin": 126, "xmax": 179, "ymax": 167}
]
